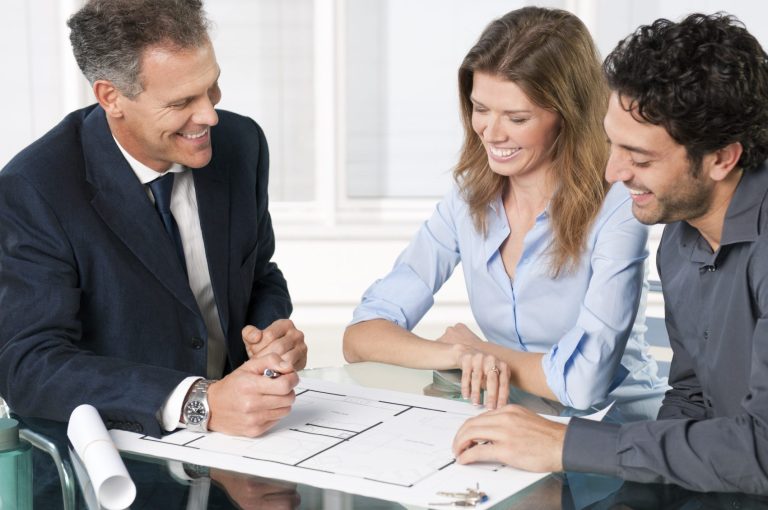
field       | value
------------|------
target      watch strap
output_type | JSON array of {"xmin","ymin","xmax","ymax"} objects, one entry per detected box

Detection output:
[{"xmin": 183, "ymin": 378, "xmax": 214, "ymax": 432}]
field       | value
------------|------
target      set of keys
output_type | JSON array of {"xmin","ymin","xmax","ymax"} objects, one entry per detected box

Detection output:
[{"xmin": 429, "ymin": 483, "xmax": 488, "ymax": 507}]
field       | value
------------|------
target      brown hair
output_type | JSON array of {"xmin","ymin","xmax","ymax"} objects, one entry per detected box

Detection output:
[{"xmin": 454, "ymin": 6, "xmax": 609, "ymax": 276}]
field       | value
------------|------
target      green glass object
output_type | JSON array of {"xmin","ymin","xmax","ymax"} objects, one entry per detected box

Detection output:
[{"xmin": 0, "ymin": 418, "xmax": 33, "ymax": 510}]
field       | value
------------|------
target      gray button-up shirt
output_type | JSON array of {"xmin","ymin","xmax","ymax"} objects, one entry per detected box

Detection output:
[{"xmin": 563, "ymin": 163, "xmax": 768, "ymax": 493}]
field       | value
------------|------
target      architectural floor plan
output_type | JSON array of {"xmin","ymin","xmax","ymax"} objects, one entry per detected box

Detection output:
[
  {"xmin": 112, "ymin": 378, "xmax": 604, "ymax": 508},
  {"xmin": 150, "ymin": 384, "xmax": 469, "ymax": 487}
]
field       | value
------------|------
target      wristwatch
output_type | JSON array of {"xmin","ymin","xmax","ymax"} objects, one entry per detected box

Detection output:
[{"xmin": 183, "ymin": 379, "xmax": 214, "ymax": 433}]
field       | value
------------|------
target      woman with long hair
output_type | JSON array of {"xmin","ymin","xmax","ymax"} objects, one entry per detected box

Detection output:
[{"xmin": 343, "ymin": 6, "xmax": 666, "ymax": 417}]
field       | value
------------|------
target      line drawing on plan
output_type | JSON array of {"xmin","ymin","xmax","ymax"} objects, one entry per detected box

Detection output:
[{"xmin": 140, "ymin": 385, "xmax": 489, "ymax": 487}]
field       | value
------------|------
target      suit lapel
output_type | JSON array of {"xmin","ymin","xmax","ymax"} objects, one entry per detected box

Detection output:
[
  {"xmin": 193, "ymin": 160, "xmax": 230, "ymax": 337},
  {"xmin": 81, "ymin": 107, "xmax": 201, "ymax": 317}
]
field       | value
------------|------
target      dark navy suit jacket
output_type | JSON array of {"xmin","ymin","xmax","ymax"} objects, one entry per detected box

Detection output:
[{"xmin": 0, "ymin": 105, "xmax": 292, "ymax": 437}]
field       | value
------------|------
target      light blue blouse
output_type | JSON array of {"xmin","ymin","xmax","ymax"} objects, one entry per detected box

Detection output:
[{"xmin": 351, "ymin": 183, "xmax": 668, "ymax": 410}]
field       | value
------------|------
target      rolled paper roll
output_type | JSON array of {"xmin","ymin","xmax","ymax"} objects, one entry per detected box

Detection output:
[{"xmin": 67, "ymin": 405, "xmax": 136, "ymax": 510}]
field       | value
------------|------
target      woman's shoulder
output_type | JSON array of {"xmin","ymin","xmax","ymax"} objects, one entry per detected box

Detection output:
[
  {"xmin": 440, "ymin": 181, "xmax": 472, "ymax": 216},
  {"xmin": 589, "ymin": 182, "xmax": 647, "ymax": 236},
  {"xmin": 593, "ymin": 183, "xmax": 634, "ymax": 223},
  {"xmin": 602, "ymin": 182, "xmax": 632, "ymax": 211}
]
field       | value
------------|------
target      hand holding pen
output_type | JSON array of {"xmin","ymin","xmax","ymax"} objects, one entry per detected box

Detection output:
[{"xmin": 206, "ymin": 353, "xmax": 299, "ymax": 437}]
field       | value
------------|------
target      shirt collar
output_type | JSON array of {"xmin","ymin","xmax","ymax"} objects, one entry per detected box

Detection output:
[
  {"xmin": 484, "ymin": 193, "xmax": 550, "ymax": 262},
  {"xmin": 678, "ymin": 161, "xmax": 768, "ymax": 262},
  {"xmin": 720, "ymin": 161, "xmax": 768, "ymax": 246},
  {"xmin": 113, "ymin": 136, "xmax": 185, "ymax": 184}
]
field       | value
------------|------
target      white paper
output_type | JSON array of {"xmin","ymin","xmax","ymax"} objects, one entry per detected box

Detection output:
[
  {"xmin": 68, "ymin": 404, "xmax": 137, "ymax": 510},
  {"xmin": 546, "ymin": 401, "xmax": 614, "ymax": 424},
  {"xmin": 111, "ymin": 378, "xmax": 609, "ymax": 509},
  {"xmin": 68, "ymin": 445, "xmax": 104, "ymax": 510}
]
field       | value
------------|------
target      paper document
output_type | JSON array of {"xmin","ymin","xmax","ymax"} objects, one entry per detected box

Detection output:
[
  {"xmin": 111, "ymin": 378, "xmax": 609, "ymax": 509},
  {"xmin": 68, "ymin": 404, "xmax": 136, "ymax": 510}
]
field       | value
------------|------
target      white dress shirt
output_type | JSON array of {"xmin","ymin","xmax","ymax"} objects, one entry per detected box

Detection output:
[{"xmin": 114, "ymin": 140, "xmax": 226, "ymax": 430}]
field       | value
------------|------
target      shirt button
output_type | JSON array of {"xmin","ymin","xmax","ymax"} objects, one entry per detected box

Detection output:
[
  {"xmin": 191, "ymin": 337, "xmax": 204, "ymax": 350},
  {"xmin": 704, "ymin": 330, "xmax": 710, "ymax": 340}
]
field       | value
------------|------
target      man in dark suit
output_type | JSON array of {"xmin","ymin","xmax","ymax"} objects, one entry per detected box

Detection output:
[{"xmin": 0, "ymin": 0, "xmax": 307, "ymax": 438}]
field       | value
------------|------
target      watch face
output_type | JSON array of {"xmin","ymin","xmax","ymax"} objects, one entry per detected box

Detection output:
[{"xmin": 185, "ymin": 400, "xmax": 207, "ymax": 425}]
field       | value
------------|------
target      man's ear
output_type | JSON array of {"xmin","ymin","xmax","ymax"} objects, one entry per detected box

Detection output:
[
  {"xmin": 707, "ymin": 142, "xmax": 743, "ymax": 182},
  {"xmin": 93, "ymin": 80, "xmax": 124, "ymax": 118}
]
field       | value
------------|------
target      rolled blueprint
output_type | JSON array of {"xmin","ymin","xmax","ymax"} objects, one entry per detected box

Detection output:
[{"xmin": 67, "ymin": 405, "xmax": 136, "ymax": 510}]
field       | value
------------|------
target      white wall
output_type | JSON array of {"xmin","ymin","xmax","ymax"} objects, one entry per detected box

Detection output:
[{"xmin": 0, "ymin": 0, "xmax": 88, "ymax": 167}]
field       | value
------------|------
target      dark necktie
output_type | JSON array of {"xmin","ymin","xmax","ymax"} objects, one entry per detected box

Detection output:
[{"xmin": 148, "ymin": 173, "xmax": 187, "ymax": 275}]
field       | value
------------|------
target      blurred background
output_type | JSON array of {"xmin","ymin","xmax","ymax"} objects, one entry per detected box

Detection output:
[{"xmin": 3, "ymin": 0, "xmax": 766, "ymax": 368}]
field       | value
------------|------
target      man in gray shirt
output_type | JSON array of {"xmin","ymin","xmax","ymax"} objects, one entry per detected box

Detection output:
[{"xmin": 452, "ymin": 12, "xmax": 768, "ymax": 493}]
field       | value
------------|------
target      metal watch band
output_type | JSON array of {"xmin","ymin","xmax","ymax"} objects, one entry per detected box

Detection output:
[{"xmin": 183, "ymin": 378, "xmax": 214, "ymax": 433}]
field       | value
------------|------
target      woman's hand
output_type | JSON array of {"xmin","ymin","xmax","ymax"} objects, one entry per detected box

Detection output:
[
  {"xmin": 459, "ymin": 351, "xmax": 510, "ymax": 410},
  {"xmin": 436, "ymin": 323, "xmax": 485, "ymax": 349}
]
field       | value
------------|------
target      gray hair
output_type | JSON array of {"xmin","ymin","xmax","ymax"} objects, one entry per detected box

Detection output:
[{"xmin": 67, "ymin": 0, "xmax": 211, "ymax": 98}]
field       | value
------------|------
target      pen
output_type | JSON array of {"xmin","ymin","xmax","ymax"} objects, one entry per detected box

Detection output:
[{"xmin": 263, "ymin": 368, "xmax": 282, "ymax": 378}]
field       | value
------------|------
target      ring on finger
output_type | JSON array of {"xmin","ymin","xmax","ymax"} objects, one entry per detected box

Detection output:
[{"xmin": 488, "ymin": 365, "xmax": 500, "ymax": 375}]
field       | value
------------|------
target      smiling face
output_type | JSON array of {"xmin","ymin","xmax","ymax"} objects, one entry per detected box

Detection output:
[
  {"xmin": 603, "ymin": 92, "xmax": 714, "ymax": 225},
  {"xmin": 108, "ymin": 40, "xmax": 222, "ymax": 171},
  {"xmin": 470, "ymin": 72, "xmax": 561, "ymax": 182}
]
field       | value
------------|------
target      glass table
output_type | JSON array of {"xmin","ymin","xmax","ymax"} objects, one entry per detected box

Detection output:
[{"xmin": 18, "ymin": 362, "xmax": 768, "ymax": 509}]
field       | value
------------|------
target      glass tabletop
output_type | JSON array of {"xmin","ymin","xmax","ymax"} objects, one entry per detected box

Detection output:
[{"xmin": 18, "ymin": 363, "xmax": 768, "ymax": 509}]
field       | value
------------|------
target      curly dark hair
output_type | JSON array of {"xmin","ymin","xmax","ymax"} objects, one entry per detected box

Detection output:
[
  {"xmin": 67, "ymin": 0, "xmax": 210, "ymax": 98},
  {"xmin": 604, "ymin": 12, "xmax": 768, "ymax": 171}
]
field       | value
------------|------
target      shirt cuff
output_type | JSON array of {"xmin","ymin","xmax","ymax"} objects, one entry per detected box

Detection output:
[
  {"xmin": 160, "ymin": 376, "xmax": 202, "ymax": 432},
  {"xmin": 350, "ymin": 264, "xmax": 435, "ymax": 330},
  {"xmin": 563, "ymin": 417, "xmax": 621, "ymax": 476}
]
